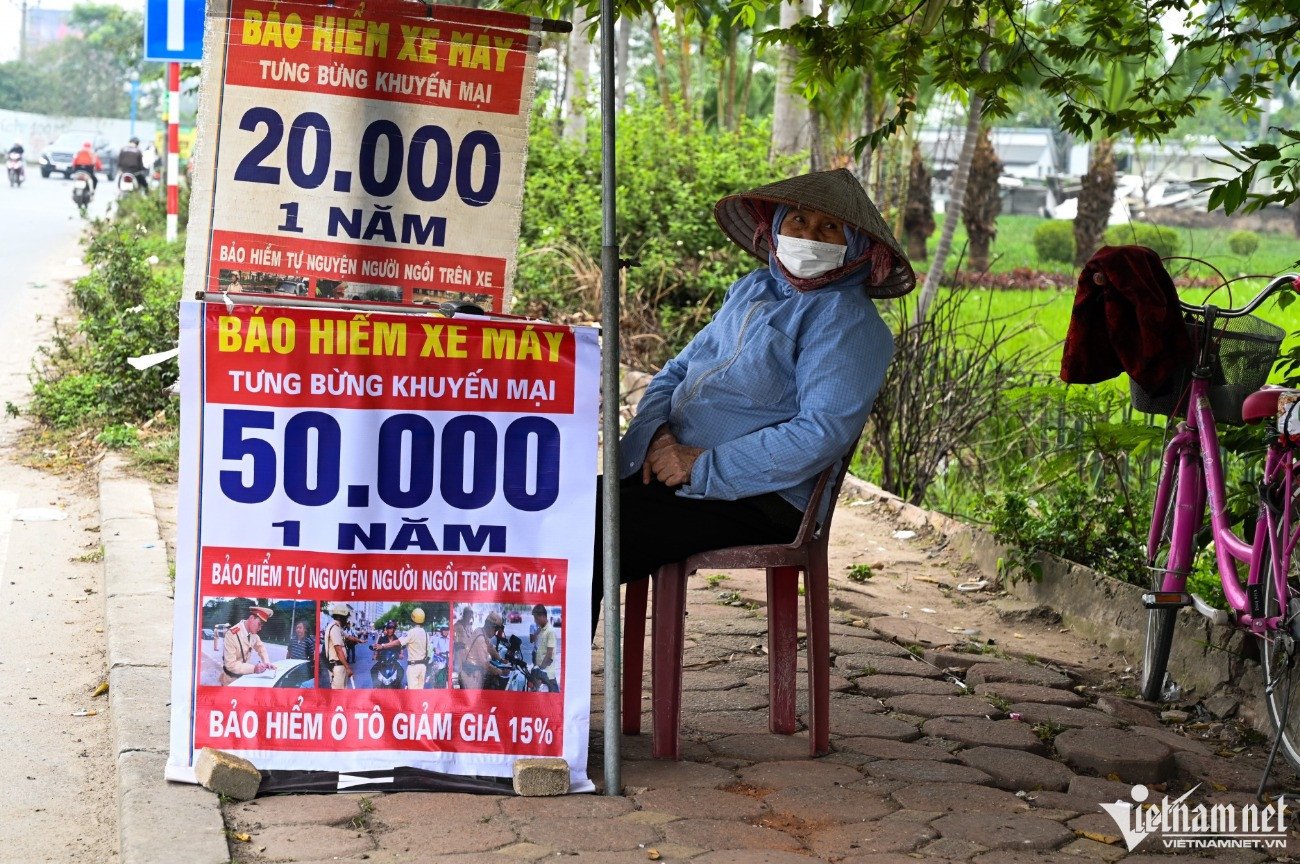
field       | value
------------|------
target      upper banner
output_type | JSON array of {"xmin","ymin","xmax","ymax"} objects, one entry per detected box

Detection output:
[
  {"xmin": 166, "ymin": 301, "xmax": 598, "ymax": 793},
  {"xmin": 184, "ymin": 0, "xmax": 541, "ymax": 312}
]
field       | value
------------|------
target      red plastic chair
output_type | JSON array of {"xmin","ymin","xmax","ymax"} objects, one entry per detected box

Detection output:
[{"xmin": 621, "ymin": 441, "xmax": 859, "ymax": 759}]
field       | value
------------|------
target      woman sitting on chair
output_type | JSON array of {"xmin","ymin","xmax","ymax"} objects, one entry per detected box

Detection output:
[{"xmin": 591, "ymin": 168, "xmax": 915, "ymax": 636}]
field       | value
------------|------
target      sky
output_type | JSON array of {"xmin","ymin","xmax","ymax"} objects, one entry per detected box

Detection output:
[{"xmin": 0, "ymin": 0, "xmax": 143, "ymax": 64}]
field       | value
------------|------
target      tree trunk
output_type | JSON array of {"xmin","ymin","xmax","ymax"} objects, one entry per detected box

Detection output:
[
  {"xmin": 674, "ymin": 7, "xmax": 692, "ymax": 118},
  {"xmin": 616, "ymin": 15, "xmax": 632, "ymax": 112},
  {"xmin": 858, "ymin": 70, "xmax": 875, "ymax": 191},
  {"xmin": 723, "ymin": 26, "xmax": 738, "ymax": 130},
  {"xmin": 771, "ymin": 0, "xmax": 809, "ymax": 159},
  {"xmin": 562, "ymin": 11, "xmax": 592, "ymax": 144},
  {"xmin": 1073, "ymin": 137, "xmax": 1116, "ymax": 267},
  {"xmin": 912, "ymin": 91, "xmax": 983, "ymax": 324},
  {"xmin": 903, "ymin": 144, "xmax": 935, "ymax": 262},
  {"xmin": 648, "ymin": 16, "xmax": 673, "ymax": 117},
  {"xmin": 961, "ymin": 127, "xmax": 1003, "ymax": 272},
  {"xmin": 737, "ymin": 25, "xmax": 758, "ymax": 124}
]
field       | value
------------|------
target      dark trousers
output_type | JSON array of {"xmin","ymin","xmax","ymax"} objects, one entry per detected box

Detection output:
[{"xmin": 590, "ymin": 475, "xmax": 802, "ymax": 637}]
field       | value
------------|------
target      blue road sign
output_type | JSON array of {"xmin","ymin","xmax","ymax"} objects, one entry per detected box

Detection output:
[{"xmin": 144, "ymin": 0, "xmax": 205, "ymax": 62}]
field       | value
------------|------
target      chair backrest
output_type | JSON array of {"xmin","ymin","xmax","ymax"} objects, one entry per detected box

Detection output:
[{"xmin": 784, "ymin": 433, "xmax": 863, "ymax": 550}]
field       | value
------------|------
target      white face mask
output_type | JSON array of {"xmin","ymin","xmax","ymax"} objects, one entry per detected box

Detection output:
[{"xmin": 775, "ymin": 235, "xmax": 847, "ymax": 279}]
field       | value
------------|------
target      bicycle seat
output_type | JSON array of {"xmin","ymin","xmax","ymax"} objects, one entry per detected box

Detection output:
[{"xmin": 1241, "ymin": 386, "xmax": 1300, "ymax": 425}]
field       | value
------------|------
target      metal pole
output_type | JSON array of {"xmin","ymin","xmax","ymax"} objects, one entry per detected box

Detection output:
[
  {"xmin": 166, "ymin": 62, "xmax": 180, "ymax": 242},
  {"xmin": 129, "ymin": 75, "xmax": 140, "ymax": 139},
  {"xmin": 598, "ymin": 0, "xmax": 622, "ymax": 797}
]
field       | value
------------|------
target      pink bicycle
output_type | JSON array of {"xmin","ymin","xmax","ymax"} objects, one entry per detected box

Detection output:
[{"xmin": 1134, "ymin": 271, "xmax": 1300, "ymax": 775}]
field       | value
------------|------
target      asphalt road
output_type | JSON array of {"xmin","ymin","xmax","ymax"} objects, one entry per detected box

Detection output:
[{"xmin": 0, "ymin": 167, "xmax": 120, "ymax": 863}]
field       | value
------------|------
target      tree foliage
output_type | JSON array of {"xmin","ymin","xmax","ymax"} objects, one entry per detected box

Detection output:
[{"xmin": 0, "ymin": 3, "xmax": 147, "ymax": 118}]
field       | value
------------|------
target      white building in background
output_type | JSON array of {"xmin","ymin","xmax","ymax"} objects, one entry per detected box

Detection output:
[{"xmin": 918, "ymin": 126, "xmax": 1060, "ymax": 180}]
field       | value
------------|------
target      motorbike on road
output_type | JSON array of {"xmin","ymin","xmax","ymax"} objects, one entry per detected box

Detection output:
[
  {"xmin": 70, "ymin": 169, "xmax": 94, "ymax": 215},
  {"xmin": 116, "ymin": 171, "xmax": 140, "ymax": 195},
  {"xmin": 6, "ymin": 152, "xmax": 23, "ymax": 187}
]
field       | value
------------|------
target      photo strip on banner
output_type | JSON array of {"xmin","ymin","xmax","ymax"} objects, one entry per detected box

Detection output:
[
  {"xmin": 183, "ymin": 0, "xmax": 543, "ymax": 311},
  {"xmin": 167, "ymin": 302, "xmax": 599, "ymax": 792}
]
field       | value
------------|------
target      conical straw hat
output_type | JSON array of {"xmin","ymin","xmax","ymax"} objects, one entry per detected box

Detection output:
[{"xmin": 714, "ymin": 168, "xmax": 915, "ymax": 298}]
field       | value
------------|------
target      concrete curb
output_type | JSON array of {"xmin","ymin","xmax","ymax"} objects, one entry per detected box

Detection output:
[{"xmin": 100, "ymin": 454, "xmax": 229, "ymax": 864}]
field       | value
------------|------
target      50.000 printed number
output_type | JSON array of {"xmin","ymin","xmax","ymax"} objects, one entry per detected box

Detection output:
[
  {"xmin": 220, "ymin": 409, "xmax": 559, "ymax": 512},
  {"xmin": 234, "ymin": 107, "xmax": 502, "ymax": 206}
]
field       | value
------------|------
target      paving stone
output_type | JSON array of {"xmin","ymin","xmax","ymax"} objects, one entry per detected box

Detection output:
[
  {"xmin": 194, "ymin": 748, "xmax": 260, "ymax": 801},
  {"xmin": 838, "ymin": 855, "xmax": 951, "ymax": 864},
  {"xmin": 683, "ymin": 686, "xmax": 772, "ymax": 712},
  {"xmin": 763, "ymin": 786, "xmax": 897, "ymax": 824},
  {"xmin": 973, "ymin": 682, "xmax": 1087, "ymax": 707},
  {"xmin": 1067, "ymin": 812, "xmax": 1125, "ymax": 842},
  {"xmin": 738, "ymin": 759, "xmax": 863, "ymax": 789},
  {"xmin": 500, "ymin": 794, "xmax": 633, "ymax": 820},
  {"xmin": 919, "ymin": 837, "xmax": 990, "ymax": 859},
  {"xmin": 869, "ymin": 617, "xmax": 958, "ymax": 647},
  {"xmin": 1022, "ymin": 790, "xmax": 1095, "ymax": 819},
  {"xmin": 883, "ymin": 694, "xmax": 999, "ymax": 719},
  {"xmin": 1057, "ymin": 837, "xmax": 1127, "ymax": 862},
  {"xmin": 931, "ymin": 811, "xmax": 1074, "ymax": 850},
  {"xmin": 923, "ymin": 649, "xmax": 991, "ymax": 671},
  {"xmin": 621, "ymin": 759, "xmax": 736, "ymax": 791},
  {"xmin": 1128, "ymin": 723, "xmax": 1216, "ymax": 755},
  {"xmin": 1055, "ymin": 728, "xmax": 1175, "ymax": 784},
  {"xmin": 837, "ymin": 653, "xmax": 946, "ymax": 678},
  {"xmin": 706, "ymin": 733, "xmax": 815, "ymax": 761},
  {"xmin": 693, "ymin": 852, "xmax": 826, "ymax": 864},
  {"xmin": 1094, "ymin": 694, "xmax": 1163, "ymax": 728},
  {"xmin": 249, "ymin": 825, "xmax": 375, "ymax": 860},
  {"xmin": 514, "ymin": 757, "xmax": 569, "ymax": 796},
  {"xmin": 1173, "ymin": 751, "xmax": 1288, "ymax": 792},
  {"xmin": 507, "ymin": 815, "xmax": 660, "ymax": 852},
  {"xmin": 683, "ymin": 670, "xmax": 748, "ymax": 691},
  {"xmin": 822, "ymin": 710, "xmax": 920, "ymax": 741},
  {"xmin": 1007, "ymin": 702, "xmax": 1122, "ymax": 729},
  {"xmin": 863, "ymin": 759, "xmax": 993, "ymax": 785},
  {"xmin": 662, "ymin": 818, "xmax": 804, "ymax": 852},
  {"xmin": 806, "ymin": 818, "xmax": 938, "ymax": 857},
  {"xmin": 685, "ymin": 710, "xmax": 777, "ymax": 735},
  {"xmin": 370, "ymin": 791, "xmax": 505, "ymax": 829},
  {"xmin": 835, "ymin": 737, "xmax": 960, "ymax": 762},
  {"xmin": 964, "ymin": 662, "xmax": 1072, "ymax": 689},
  {"xmin": 633, "ymin": 786, "xmax": 767, "ymax": 821},
  {"xmin": 890, "ymin": 782, "xmax": 1030, "ymax": 814},
  {"xmin": 831, "ymin": 636, "xmax": 913, "ymax": 657},
  {"xmin": 828, "ymin": 693, "xmax": 888, "ymax": 718},
  {"xmin": 956, "ymin": 745, "xmax": 1076, "ymax": 792},
  {"xmin": 921, "ymin": 717, "xmax": 1047, "ymax": 752},
  {"xmin": 855, "ymin": 674, "xmax": 965, "ymax": 698},
  {"xmin": 226, "ymin": 793, "xmax": 366, "ymax": 827},
  {"xmin": 970, "ymin": 852, "xmax": 1085, "ymax": 864},
  {"xmin": 1067, "ymin": 775, "xmax": 1136, "ymax": 803},
  {"xmin": 378, "ymin": 815, "xmax": 512, "ymax": 854}
]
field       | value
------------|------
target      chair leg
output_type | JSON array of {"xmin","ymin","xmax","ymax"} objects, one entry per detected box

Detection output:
[
  {"xmin": 766, "ymin": 566, "xmax": 800, "ymax": 734},
  {"xmin": 622, "ymin": 578, "xmax": 648, "ymax": 736},
  {"xmin": 651, "ymin": 562, "xmax": 687, "ymax": 759},
  {"xmin": 806, "ymin": 555, "xmax": 831, "ymax": 756}
]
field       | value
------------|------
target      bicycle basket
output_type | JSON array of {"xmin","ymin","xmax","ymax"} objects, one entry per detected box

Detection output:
[{"xmin": 1130, "ymin": 313, "xmax": 1284, "ymax": 424}]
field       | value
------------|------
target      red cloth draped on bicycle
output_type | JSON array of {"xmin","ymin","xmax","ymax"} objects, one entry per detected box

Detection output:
[{"xmin": 1060, "ymin": 245, "xmax": 1194, "ymax": 392}]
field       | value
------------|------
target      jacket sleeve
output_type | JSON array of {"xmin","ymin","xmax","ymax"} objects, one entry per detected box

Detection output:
[
  {"xmin": 618, "ymin": 277, "xmax": 747, "ymax": 478},
  {"xmin": 681, "ymin": 300, "xmax": 893, "ymax": 500}
]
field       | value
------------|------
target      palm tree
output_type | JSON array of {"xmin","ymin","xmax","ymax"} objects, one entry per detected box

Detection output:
[
  {"xmin": 962, "ymin": 127, "xmax": 1002, "ymax": 271},
  {"xmin": 771, "ymin": 0, "xmax": 810, "ymax": 159},
  {"xmin": 903, "ymin": 144, "xmax": 935, "ymax": 261},
  {"xmin": 1073, "ymin": 137, "xmax": 1116, "ymax": 266}
]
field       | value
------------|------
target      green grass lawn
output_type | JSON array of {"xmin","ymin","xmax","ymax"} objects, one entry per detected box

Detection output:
[{"xmin": 933, "ymin": 215, "xmax": 1300, "ymax": 375}]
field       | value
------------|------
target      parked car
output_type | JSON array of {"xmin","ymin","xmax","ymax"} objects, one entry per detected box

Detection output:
[
  {"xmin": 234, "ymin": 658, "xmax": 315, "ymax": 689},
  {"xmin": 39, "ymin": 131, "xmax": 116, "ymax": 179}
]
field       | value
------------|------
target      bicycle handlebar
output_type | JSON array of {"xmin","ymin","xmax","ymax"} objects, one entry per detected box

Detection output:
[{"xmin": 1179, "ymin": 274, "xmax": 1300, "ymax": 319}]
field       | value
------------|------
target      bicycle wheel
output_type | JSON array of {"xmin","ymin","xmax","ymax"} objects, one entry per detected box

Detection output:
[
  {"xmin": 1261, "ymin": 539, "xmax": 1300, "ymax": 772},
  {"xmin": 1140, "ymin": 470, "xmax": 1192, "ymax": 703}
]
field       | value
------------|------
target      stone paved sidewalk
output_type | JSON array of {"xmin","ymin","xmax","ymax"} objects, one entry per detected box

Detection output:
[{"xmin": 221, "ymin": 549, "xmax": 1300, "ymax": 863}]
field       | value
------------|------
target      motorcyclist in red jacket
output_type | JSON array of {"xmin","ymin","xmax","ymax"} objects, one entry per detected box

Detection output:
[{"xmin": 71, "ymin": 141, "xmax": 100, "ymax": 189}]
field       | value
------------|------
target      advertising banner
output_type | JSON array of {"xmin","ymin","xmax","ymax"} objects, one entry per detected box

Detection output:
[
  {"xmin": 166, "ymin": 300, "xmax": 598, "ymax": 793},
  {"xmin": 183, "ymin": 0, "xmax": 541, "ymax": 311}
]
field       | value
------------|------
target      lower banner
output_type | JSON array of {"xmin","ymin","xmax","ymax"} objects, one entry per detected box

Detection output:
[{"xmin": 166, "ymin": 300, "xmax": 598, "ymax": 793}]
